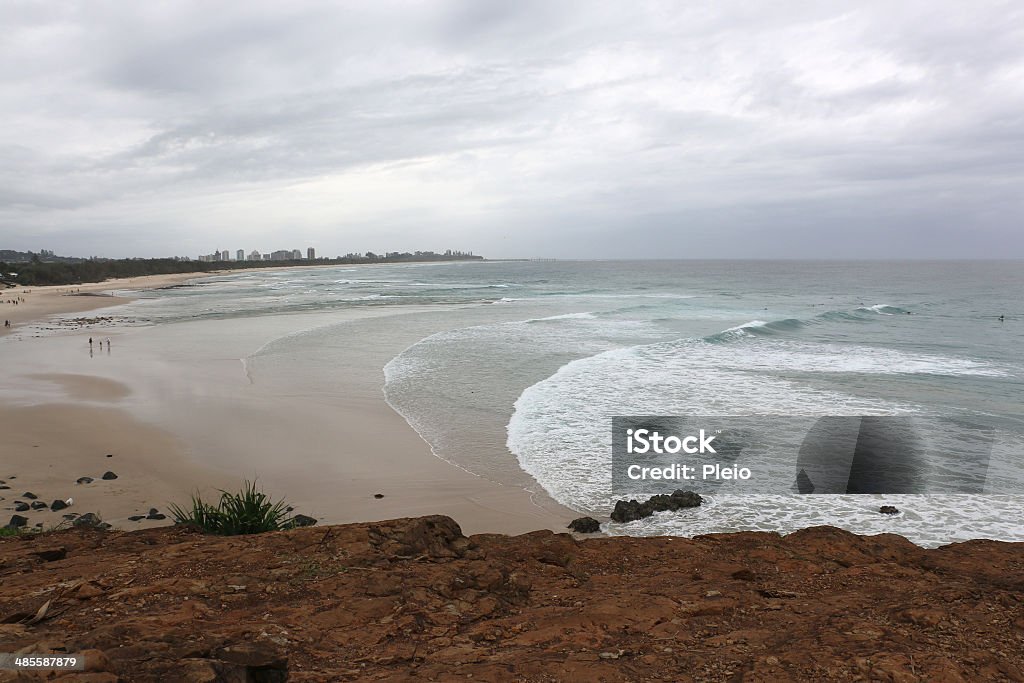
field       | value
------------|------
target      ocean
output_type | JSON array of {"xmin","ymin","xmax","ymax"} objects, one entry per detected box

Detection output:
[{"xmin": 62, "ymin": 260, "xmax": 1024, "ymax": 546}]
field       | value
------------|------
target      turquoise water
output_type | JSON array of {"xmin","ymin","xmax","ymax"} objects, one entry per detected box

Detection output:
[{"xmin": 97, "ymin": 260, "xmax": 1024, "ymax": 545}]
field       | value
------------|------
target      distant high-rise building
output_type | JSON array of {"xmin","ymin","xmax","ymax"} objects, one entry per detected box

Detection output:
[
  {"xmin": 291, "ymin": 249, "xmax": 302, "ymax": 260},
  {"xmin": 221, "ymin": 250, "xmax": 230, "ymax": 261},
  {"xmin": 307, "ymin": 247, "xmax": 315, "ymax": 260},
  {"xmin": 237, "ymin": 249, "xmax": 244, "ymax": 261},
  {"xmin": 249, "ymin": 250, "xmax": 261, "ymax": 261}
]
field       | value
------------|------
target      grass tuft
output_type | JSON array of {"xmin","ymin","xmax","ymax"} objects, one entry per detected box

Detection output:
[{"xmin": 169, "ymin": 480, "xmax": 294, "ymax": 535}]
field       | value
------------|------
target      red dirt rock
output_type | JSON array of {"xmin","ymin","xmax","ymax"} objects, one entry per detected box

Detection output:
[{"xmin": 1, "ymin": 515, "xmax": 1022, "ymax": 681}]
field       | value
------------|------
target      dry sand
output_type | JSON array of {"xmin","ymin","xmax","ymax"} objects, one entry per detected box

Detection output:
[
  {"xmin": 0, "ymin": 272, "xmax": 202, "ymax": 336},
  {"xmin": 0, "ymin": 269, "xmax": 577, "ymax": 536}
]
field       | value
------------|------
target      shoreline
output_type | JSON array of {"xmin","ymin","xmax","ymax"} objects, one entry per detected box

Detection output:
[
  {"xmin": 0, "ymin": 271, "xmax": 212, "ymax": 337},
  {"xmin": 0, "ymin": 266, "xmax": 579, "ymax": 536}
]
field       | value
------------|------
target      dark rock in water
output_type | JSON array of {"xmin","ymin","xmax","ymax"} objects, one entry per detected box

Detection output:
[
  {"xmin": 13, "ymin": 501, "xmax": 29, "ymax": 512},
  {"xmin": 7, "ymin": 514, "xmax": 28, "ymax": 528},
  {"xmin": 290, "ymin": 514, "xmax": 317, "ymax": 528},
  {"xmin": 0, "ymin": 485, "xmax": 9, "ymax": 490},
  {"xmin": 106, "ymin": 454, "xmax": 113, "ymax": 458},
  {"xmin": 101, "ymin": 471, "xmax": 118, "ymax": 480},
  {"xmin": 568, "ymin": 517, "xmax": 601, "ymax": 533},
  {"xmin": 22, "ymin": 492, "xmax": 37, "ymax": 500},
  {"xmin": 73, "ymin": 512, "xmax": 103, "ymax": 528},
  {"xmin": 33, "ymin": 547, "xmax": 67, "ymax": 562},
  {"xmin": 148, "ymin": 508, "xmax": 159, "ymax": 516},
  {"xmin": 128, "ymin": 515, "xmax": 145, "ymax": 522},
  {"xmin": 76, "ymin": 477, "xmax": 94, "ymax": 485},
  {"xmin": 30, "ymin": 501, "xmax": 48, "ymax": 510},
  {"xmin": 62, "ymin": 513, "xmax": 78, "ymax": 520},
  {"xmin": 879, "ymin": 505, "xmax": 900, "ymax": 515},
  {"xmin": 611, "ymin": 490, "xmax": 703, "ymax": 523},
  {"xmin": 147, "ymin": 513, "xmax": 167, "ymax": 520},
  {"xmin": 373, "ymin": 493, "xmax": 385, "ymax": 499},
  {"xmin": 51, "ymin": 499, "xmax": 68, "ymax": 511}
]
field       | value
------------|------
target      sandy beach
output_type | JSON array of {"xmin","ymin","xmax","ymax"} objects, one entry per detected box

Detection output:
[
  {"xmin": 0, "ymin": 272, "xmax": 205, "ymax": 336},
  {"xmin": 0, "ymin": 269, "xmax": 576, "ymax": 535}
]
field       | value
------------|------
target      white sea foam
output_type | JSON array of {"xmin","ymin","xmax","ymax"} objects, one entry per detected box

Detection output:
[{"xmin": 505, "ymin": 330, "xmax": 1014, "ymax": 533}]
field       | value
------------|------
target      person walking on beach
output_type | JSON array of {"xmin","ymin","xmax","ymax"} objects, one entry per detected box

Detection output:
[{"xmin": 89, "ymin": 337, "xmax": 93, "ymax": 346}]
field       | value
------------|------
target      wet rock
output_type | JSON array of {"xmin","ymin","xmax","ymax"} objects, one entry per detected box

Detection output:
[
  {"xmin": 13, "ymin": 501, "xmax": 29, "ymax": 512},
  {"xmin": 7, "ymin": 514, "xmax": 28, "ymax": 528},
  {"xmin": 290, "ymin": 514, "xmax": 317, "ymax": 528},
  {"xmin": 148, "ymin": 508, "xmax": 159, "ymax": 516},
  {"xmin": 567, "ymin": 517, "xmax": 601, "ymax": 533},
  {"xmin": 101, "ymin": 471, "xmax": 118, "ymax": 480},
  {"xmin": 22, "ymin": 492, "xmax": 37, "ymax": 500},
  {"xmin": 62, "ymin": 513, "xmax": 78, "ymax": 520},
  {"xmin": 51, "ymin": 499, "xmax": 69, "ymax": 511},
  {"xmin": 373, "ymin": 493, "xmax": 385, "ymax": 499},
  {"xmin": 73, "ymin": 512, "xmax": 103, "ymax": 528},
  {"xmin": 128, "ymin": 515, "xmax": 145, "ymax": 522},
  {"xmin": 76, "ymin": 477, "xmax": 94, "ymax": 485},
  {"xmin": 30, "ymin": 501, "xmax": 48, "ymax": 510},
  {"xmin": 879, "ymin": 505, "xmax": 900, "ymax": 515},
  {"xmin": 611, "ymin": 490, "xmax": 703, "ymax": 523},
  {"xmin": 147, "ymin": 512, "xmax": 167, "ymax": 520}
]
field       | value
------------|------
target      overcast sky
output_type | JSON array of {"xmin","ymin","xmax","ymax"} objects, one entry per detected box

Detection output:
[{"xmin": 1, "ymin": 1, "xmax": 1022, "ymax": 259}]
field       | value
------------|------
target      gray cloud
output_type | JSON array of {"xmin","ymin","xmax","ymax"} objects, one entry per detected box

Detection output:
[{"xmin": 1, "ymin": 0, "xmax": 1022, "ymax": 258}]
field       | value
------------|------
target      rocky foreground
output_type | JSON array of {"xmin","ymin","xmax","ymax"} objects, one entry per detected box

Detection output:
[{"xmin": 1, "ymin": 517, "xmax": 1023, "ymax": 682}]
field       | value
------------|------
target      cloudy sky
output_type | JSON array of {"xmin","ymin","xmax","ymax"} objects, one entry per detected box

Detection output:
[{"xmin": 2, "ymin": 1, "xmax": 1022, "ymax": 259}]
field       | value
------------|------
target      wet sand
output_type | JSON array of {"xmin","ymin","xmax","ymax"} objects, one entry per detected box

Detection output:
[{"xmin": 0, "ymin": 271, "xmax": 576, "ymax": 535}]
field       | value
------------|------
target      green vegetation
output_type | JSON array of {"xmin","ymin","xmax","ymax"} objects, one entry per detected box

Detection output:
[
  {"xmin": 0, "ymin": 250, "xmax": 483, "ymax": 287},
  {"xmin": 0, "ymin": 526, "xmax": 21, "ymax": 537},
  {"xmin": 169, "ymin": 481, "xmax": 294, "ymax": 535}
]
